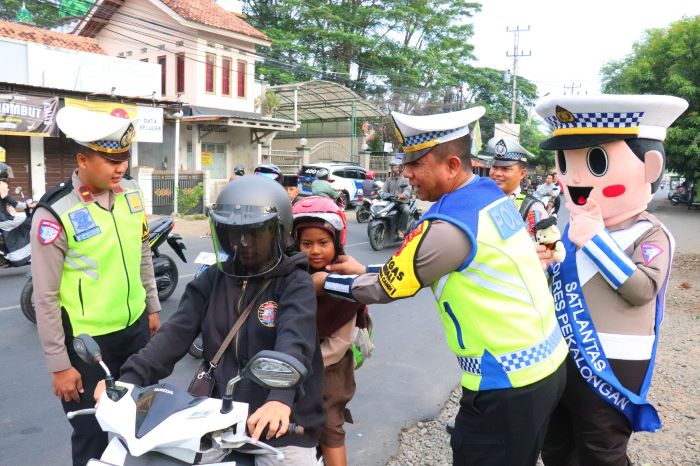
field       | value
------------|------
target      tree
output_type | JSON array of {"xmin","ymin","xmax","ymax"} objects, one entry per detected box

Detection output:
[
  {"xmin": 601, "ymin": 16, "xmax": 700, "ymax": 178},
  {"xmin": 243, "ymin": 0, "xmax": 482, "ymax": 112},
  {"xmin": 0, "ymin": 1, "xmax": 61, "ymax": 28},
  {"xmin": 520, "ymin": 117, "xmax": 553, "ymax": 172}
]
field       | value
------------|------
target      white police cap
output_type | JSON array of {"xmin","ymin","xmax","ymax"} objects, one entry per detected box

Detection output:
[
  {"xmin": 535, "ymin": 94, "xmax": 688, "ymax": 150},
  {"xmin": 488, "ymin": 137, "xmax": 533, "ymax": 167},
  {"xmin": 56, "ymin": 107, "xmax": 136, "ymax": 161},
  {"xmin": 391, "ymin": 106, "xmax": 486, "ymax": 163}
]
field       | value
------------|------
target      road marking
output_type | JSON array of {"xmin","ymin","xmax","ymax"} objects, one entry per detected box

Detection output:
[
  {"xmin": 0, "ymin": 305, "xmax": 20, "ymax": 312},
  {"xmin": 346, "ymin": 241, "xmax": 369, "ymax": 248}
]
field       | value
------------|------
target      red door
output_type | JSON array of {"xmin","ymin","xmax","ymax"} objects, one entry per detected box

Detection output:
[{"xmin": 44, "ymin": 135, "xmax": 76, "ymax": 191}]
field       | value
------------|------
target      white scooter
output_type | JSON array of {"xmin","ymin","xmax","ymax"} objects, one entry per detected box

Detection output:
[{"xmin": 68, "ymin": 334, "xmax": 308, "ymax": 465}]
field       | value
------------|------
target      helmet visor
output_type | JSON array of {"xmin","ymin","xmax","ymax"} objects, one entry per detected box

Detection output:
[{"xmin": 210, "ymin": 204, "xmax": 283, "ymax": 278}]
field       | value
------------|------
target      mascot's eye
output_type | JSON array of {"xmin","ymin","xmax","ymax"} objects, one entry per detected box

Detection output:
[
  {"xmin": 587, "ymin": 146, "xmax": 608, "ymax": 177},
  {"xmin": 556, "ymin": 150, "xmax": 567, "ymax": 175}
]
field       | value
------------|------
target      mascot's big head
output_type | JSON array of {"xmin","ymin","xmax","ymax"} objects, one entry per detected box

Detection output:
[{"xmin": 535, "ymin": 95, "xmax": 688, "ymax": 226}]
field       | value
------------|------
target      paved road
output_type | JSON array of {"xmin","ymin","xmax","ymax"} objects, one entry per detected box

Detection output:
[
  {"xmin": 0, "ymin": 213, "xmax": 455, "ymax": 466},
  {"xmin": 2, "ymin": 188, "xmax": 692, "ymax": 466}
]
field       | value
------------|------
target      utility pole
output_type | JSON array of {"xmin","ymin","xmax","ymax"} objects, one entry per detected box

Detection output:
[
  {"xmin": 564, "ymin": 82, "xmax": 582, "ymax": 95},
  {"xmin": 506, "ymin": 25, "xmax": 531, "ymax": 124}
]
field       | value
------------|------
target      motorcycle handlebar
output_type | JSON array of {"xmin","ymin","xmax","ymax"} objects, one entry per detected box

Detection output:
[{"xmin": 66, "ymin": 408, "xmax": 97, "ymax": 419}]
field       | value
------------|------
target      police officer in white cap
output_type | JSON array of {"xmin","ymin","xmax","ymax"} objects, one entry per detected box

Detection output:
[
  {"xmin": 30, "ymin": 107, "xmax": 160, "ymax": 466},
  {"xmin": 535, "ymin": 94, "xmax": 687, "ymax": 466},
  {"xmin": 313, "ymin": 107, "xmax": 567, "ymax": 466},
  {"xmin": 488, "ymin": 137, "xmax": 547, "ymax": 232}
]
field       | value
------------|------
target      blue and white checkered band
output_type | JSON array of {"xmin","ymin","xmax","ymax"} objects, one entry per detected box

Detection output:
[
  {"xmin": 457, "ymin": 328, "xmax": 562, "ymax": 375},
  {"xmin": 403, "ymin": 126, "xmax": 468, "ymax": 148},
  {"xmin": 544, "ymin": 112, "xmax": 644, "ymax": 131},
  {"xmin": 94, "ymin": 140, "xmax": 124, "ymax": 150},
  {"xmin": 498, "ymin": 151, "xmax": 526, "ymax": 161}
]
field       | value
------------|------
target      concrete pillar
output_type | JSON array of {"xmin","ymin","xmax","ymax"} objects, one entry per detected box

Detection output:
[
  {"xmin": 297, "ymin": 146, "xmax": 311, "ymax": 165},
  {"xmin": 133, "ymin": 166, "xmax": 154, "ymax": 215},
  {"xmin": 131, "ymin": 142, "xmax": 139, "ymax": 167},
  {"xmin": 359, "ymin": 150, "xmax": 371, "ymax": 171},
  {"xmin": 203, "ymin": 169, "xmax": 211, "ymax": 208},
  {"xmin": 193, "ymin": 124, "xmax": 202, "ymax": 170},
  {"xmin": 29, "ymin": 137, "xmax": 46, "ymax": 199}
]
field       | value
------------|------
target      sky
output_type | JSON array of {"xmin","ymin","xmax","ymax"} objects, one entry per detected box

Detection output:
[{"xmin": 470, "ymin": 0, "xmax": 700, "ymax": 99}]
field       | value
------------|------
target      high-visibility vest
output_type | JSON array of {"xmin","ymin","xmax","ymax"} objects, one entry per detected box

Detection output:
[{"xmin": 49, "ymin": 178, "xmax": 147, "ymax": 336}]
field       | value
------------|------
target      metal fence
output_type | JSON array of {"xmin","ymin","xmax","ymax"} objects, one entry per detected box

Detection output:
[
  {"xmin": 309, "ymin": 141, "xmax": 357, "ymax": 164},
  {"xmin": 152, "ymin": 170, "xmax": 204, "ymax": 215},
  {"xmin": 270, "ymin": 150, "xmax": 302, "ymax": 174}
]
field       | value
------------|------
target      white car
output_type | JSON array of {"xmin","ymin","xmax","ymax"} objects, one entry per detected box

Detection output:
[{"xmin": 298, "ymin": 163, "xmax": 368, "ymax": 206}]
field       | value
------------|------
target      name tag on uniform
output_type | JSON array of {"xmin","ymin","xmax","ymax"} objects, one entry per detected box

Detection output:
[
  {"xmin": 126, "ymin": 191, "xmax": 144, "ymax": 213},
  {"xmin": 69, "ymin": 207, "xmax": 101, "ymax": 242},
  {"xmin": 487, "ymin": 200, "xmax": 523, "ymax": 240}
]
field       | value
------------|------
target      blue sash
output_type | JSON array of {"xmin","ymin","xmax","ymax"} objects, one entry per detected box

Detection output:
[{"xmin": 551, "ymin": 226, "xmax": 662, "ymax": 432}]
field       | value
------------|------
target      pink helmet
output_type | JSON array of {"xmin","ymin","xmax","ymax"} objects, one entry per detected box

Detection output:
[
  {"xmin": 366, "ymin": 171, "xmax": 375, "ymax": 180},
  {"xmin": 292, "ymin": 196, "xmax": 347, "ymax": 247}
]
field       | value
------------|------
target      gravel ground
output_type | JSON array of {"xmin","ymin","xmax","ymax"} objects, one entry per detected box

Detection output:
[{"xmin": 386, "ymin": 253, "xmax": 700, "ymax": 466}]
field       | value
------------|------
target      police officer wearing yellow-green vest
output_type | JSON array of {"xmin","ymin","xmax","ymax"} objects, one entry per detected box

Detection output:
[
  {"xmin": 312, "ymin": 107, "xmax": 568, "ymax": 466},
  {"xmin": 31, "ymin": 107, "xmax": 161, "ymax": 466}
]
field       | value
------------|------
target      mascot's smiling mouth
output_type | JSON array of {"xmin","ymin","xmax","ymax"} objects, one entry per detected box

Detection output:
[{"xmin": 568, "ymin": 186, "xmax": 593, "ymax": 206}]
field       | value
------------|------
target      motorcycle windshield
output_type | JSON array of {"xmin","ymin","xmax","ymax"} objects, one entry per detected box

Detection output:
[{"xmin": 133, "ymin": 383, "xmax": 205, "ymax": 439}]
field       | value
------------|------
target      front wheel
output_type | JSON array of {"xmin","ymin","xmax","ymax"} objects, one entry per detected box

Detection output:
[
  {"xmin": 20, "ymin": 278, "xmax": 36, "ymax": 324},
  {"xmin": 368, "ymin": 222, "xmax": 386, "ymax": 251},
  {"xmin": 356, "ymin": 205, "xmax": 370, "ymax": 223},
  {"xmin": 670, "ymin": 196, "xmax": 679, "ymax": 206},
  {"xmin": 156, "ymin": 254, "xmax": 179, "ymax": 301}
]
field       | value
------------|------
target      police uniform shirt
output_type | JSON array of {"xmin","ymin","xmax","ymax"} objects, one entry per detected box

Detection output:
[
  {"xmin": 31, "ymin": 171, "xmax": 160, "ymax": 373},
  {"xmin": 579, "ymin": 211, "xmax": 671, "ymax": 360},
  {"xmin": 348, "ymin": 180, "xmax": 473, "ymax": 304}
]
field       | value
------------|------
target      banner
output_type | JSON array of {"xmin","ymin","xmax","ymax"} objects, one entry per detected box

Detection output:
[
  {"xmin": 64, "ymin": 98, "xmax": 163, "ymax": 143},
  {"xmin": 0, "ymin": 93, "xmax": 58, "ymax": 137}
]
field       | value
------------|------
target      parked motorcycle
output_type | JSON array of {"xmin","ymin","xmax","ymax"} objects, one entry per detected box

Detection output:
[
  {"xmin": 366, "ymin": 194, "xmax": 421, "ymax": 251},
  {"xmin": 20, "ymin": 216, "xmax": 187, "ymax": 324},
  {"xmin": 68, "ymin": 334, "xmax": 308, "ymax": 466}
]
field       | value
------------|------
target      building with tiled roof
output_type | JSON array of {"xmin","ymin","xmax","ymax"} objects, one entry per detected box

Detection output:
[
  {"xmin": 0, "ymin": 19, "xmax": 105, "ymax": 54},
  {"xmin": 159, "ymin": 0, "xmax": 268, "ymax": 41}
]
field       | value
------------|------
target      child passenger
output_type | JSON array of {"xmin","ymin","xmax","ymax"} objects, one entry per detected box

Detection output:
[{"xmin": 292, "ymin": 196, "xmax": 368, "ymax": 466}]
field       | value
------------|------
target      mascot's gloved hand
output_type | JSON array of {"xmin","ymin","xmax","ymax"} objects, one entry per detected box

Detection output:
[{"xmin": 567, "ymin": 197, "xmax": 605, "ymax": 247}]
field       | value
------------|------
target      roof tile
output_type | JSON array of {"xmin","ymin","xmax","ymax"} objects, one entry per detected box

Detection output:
[
  {"xmin": 160, "ymin": 0, "xmax": 269, "ymax": 42},
  {"xmin": 0, "ymin": 19, "xmax": 105, "ymax": 54}
]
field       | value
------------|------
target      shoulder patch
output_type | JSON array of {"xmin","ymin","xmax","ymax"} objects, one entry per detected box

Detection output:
[
  {"xmin": 487, "ymin": 199, "xmax": 524, "ymax": 240},
  {"xmin": 37, "ymin": 219, "xmax": 62, "ymax": 245},
  {"xmin": 641, "ymin": 242, "xmax": 663, "ymax": 266},
  {"xmin": 379, "ymin": 220, "xmax": 429, "ymax": 298}
]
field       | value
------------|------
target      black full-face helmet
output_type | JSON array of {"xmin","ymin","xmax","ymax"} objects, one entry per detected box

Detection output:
[
  {"xmin": 254, "ymin": 163, "xmax": 283, "ymax": 184},
  {"xmin": 0, "ymin": 163, "xmax": 13, "ymax": 181},
  {"xmin": 233, "ymin": 164, "xmax": 245, "ymax": 176},
  {"xmin": 209, "ymin": 175, "xmax": 293, "ymax": 277}
]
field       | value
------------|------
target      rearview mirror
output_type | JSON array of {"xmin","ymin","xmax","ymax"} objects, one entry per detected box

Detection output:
[
  {"xmin": 242, "ymin": 350, "xmax": 307, "ymax": 390},
  {"xmin": 73, "ymin": 334, "xmax": 103, "ymax": 365}
]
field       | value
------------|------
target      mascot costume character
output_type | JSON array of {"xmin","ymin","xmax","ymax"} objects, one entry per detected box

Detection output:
[{"xmin": 535, "ymin": 94, "xmax": 688, "ymax": 466}]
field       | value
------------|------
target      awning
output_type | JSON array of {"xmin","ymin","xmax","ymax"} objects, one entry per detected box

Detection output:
[
  {"xmin": 270, "ymin": 80, "xmax": 383, "ymax": 121},
  {"xmin": 179, "ymin": 105, "xmax": 297, "ymax": 132}
]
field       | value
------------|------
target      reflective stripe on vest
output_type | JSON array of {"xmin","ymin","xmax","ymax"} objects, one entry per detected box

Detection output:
[
  {"xmin": 52, "ymin": 179, "xmax": 146, "ymax": 336},
  {"xmin": 457, "ymin": 328, "xmax": 563, "ymax": 375}
]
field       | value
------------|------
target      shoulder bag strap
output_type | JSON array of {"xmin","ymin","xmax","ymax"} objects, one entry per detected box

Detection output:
[{"xmin": 209, "ymin": 278, "xmax": 272, "ymax": 368}]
